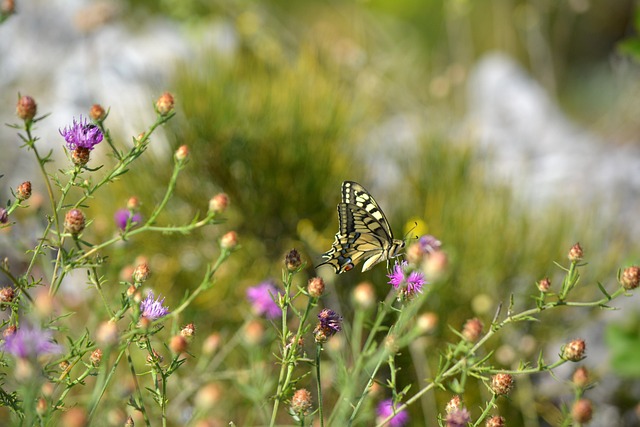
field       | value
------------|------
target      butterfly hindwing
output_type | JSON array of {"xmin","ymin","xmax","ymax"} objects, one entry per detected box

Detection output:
[{"xmin": 318, "ymin": 181, "xmax": 405, "ymax": 274}]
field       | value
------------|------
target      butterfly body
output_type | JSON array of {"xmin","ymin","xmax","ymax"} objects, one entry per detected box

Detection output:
[{"xmin": 318, "ymin": 181, "xmax": 405, "ymax": 274}]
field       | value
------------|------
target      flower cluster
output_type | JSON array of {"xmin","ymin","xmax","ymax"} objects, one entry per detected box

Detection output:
[
  {"xmin": 1, "ymin": 325, "xmax": 62, "ymax": 358},
  {"xmin": 387, "ymin": 261, "xmax": 427, "ymax": 300},
  {"xmin": 313, "ymin": 308, "xmax": 342, "ymax": 343}
]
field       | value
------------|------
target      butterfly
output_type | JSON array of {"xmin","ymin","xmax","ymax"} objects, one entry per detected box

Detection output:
[{"xmin": 318, "ymin": 181, "xmax": 405, "ymax": 273}]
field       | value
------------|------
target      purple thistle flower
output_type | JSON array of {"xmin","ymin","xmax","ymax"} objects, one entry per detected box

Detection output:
[
  {"xmin": 59, "ymin": 115, "xmax": 103, "ymax": 151},
  {"xmin": 406, "ymin": 271, "xmax": 426, "ymax": 295},
  {"xmin": 388, "ymin": 261, "xmax": 428, "ymax": 300},
  {"xmin": 387, "ymin": 262, "xmax": 406, "ymax": 289},
  {"xmin": 376, "ymin": 399, "xmax": 409, "ymax": 427},
  {"xmin": 317, "ymin": 308, "xmax": 342, "ymax": 334},
  {"xmin": 446, "ymin": 408, "xmax": 471, "ymax": 427},
  {"xmin": 246, "ymin": 281, "xmax": 282, "ymax": 319},
  {"xmin": 419, "ymin": 234, "xmax": 442, "ymax": 254},
  {"xmin": 114, "ymin": 209, "xmax": 142, "ymax": 231},
  {"xmin": 2, "ymin": 325, "xmax": 62, "ymax": 358},
  {"xmin": 140, "ymin": 292, "xmax": 170, "ymax": 320}
]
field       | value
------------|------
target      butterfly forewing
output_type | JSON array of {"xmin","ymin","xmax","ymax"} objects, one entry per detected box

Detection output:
[{"xmin": 318, "ymin": 181, "xmax": 405, "ymax": 274}]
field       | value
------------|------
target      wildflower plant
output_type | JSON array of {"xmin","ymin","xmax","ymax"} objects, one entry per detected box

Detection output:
[{"xmin": 1, "ymin": 92, "xmax": 639, "ymax": 427}]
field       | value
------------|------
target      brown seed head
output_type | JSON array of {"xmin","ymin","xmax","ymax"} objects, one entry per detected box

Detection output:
[
  {"xmin": 181, "ymin": 322, "xmax": 196, "ymax": 338},
  {"xmin": 285, "ymin": 248, "xmax": 302, "ymax": 271},
  {"xmin": 485, "ymin": 416, "xmax": 505, "ymax": 427},
  {"xmin": 89, "ymin": 104, "xmax": 106, "ymax": 121},
  {"xmin": 64, "ymin": 209, "xmax": 86, "ymax": 235},
  {"xmin": 90, "ymin": 348, "xmax": 103, "ymax": 367},
  {"xmin": 445, "ymin": 395, "xmax": 462, "ymax": 414},
  {"xmin": 490, "ymin": 373, "xmax": 514, "ymax": 396},
  {"xmin": 132, "ymin": 263, "xmax": 150, "ymax": 283},
  {"xmin": 0, "ymin": 287, "xmax": 15, "ymax": 304},
  {"xmin": 462, "ymin": 317, "xmax": 483, "ymax": 343},
  {"xmin": 290, "ymin": 388, "xmax": 313, "ymax": 415}
]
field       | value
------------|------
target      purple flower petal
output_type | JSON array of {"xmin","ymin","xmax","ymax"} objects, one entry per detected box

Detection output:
[
  {"xmin": 59, "ymin": 116, "xmax": 103, "ymax": 151},
  {"xmin": 114, "ymin": 209, "xmax": 142, "ymax": 231},
  {"xmin": 140, "ymin": 291, "xmax": 170, "ymax": 320},
  {"xmin": 2, "ymin": 325, "xmax": 62, "ymax": 358},
  {"xmin": 246, "ymin": 281, "xmax": 282, "ymax": 319},
  {"xmin": 376, "ymin": 399, "xmax": 409, "ymax": 427}
]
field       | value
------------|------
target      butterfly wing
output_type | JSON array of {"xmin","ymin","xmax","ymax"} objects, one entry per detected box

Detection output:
[{"xmin": 318, "ymin": 181, "xmax": 404, "ymax": 274}]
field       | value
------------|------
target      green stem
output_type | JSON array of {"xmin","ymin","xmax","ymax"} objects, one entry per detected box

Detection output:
[{"xmin": 316, "ymin": 343, "xmax": 324, "ymax": 427}]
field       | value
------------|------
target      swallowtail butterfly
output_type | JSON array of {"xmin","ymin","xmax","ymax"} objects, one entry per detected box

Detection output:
[{"xmin": 318, "ymin": 181, "xmax": 405, "ymax": 273}]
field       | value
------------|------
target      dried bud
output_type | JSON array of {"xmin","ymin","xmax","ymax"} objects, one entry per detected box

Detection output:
[
  {"xmin": 562, "ymin": 339, "xmax": 586, "ymax": 362},
  {"xmin": 89, "ymin": 104, "xmax": 106, "ymax": 121},
  {"xmin": 59, "ymin": 360, "xmax": 70, "ymax": 371},
  {"xmin": 352, "ymin": 282, "xmax": 376, "ymax": 309},
  {"xmin": 572, "ymin": 366, "xmax": 590, "ymax": 388},
  {"xmin": 146, "ymin": 349, "xmax": 163, "ymax": 365},
  {"xmin": 72, "ymin": 147, "xmax": 91, "ymax": 166},
  {"xmin": 36, "ymin": 397, "xmax": 47, "ymax": 416},
  {"xmin": 64, "ymin": 209, "xmax": 86, "ymax": 235},
  {"xmin": 571, "ymin": 398, "xmax": 593, "ymax": 423},
  {"xmin": 181, "ymin": 322, "xmax": 196, "ymax": 338},
  {"xmin": 485, "ymin": 416, "xmax": 505, "ymax": 427},
  {"xmin": 462, "ymin": 317, "xmax": 483, "ymax": 342},
  {"xmin": 537, "ymin": 277, "xmax": 551, "ymax": 292},
  {"xmin": 285, "ymin": 248, "xmax": 302, "ymax": 271},
  {"xmin": 156, "ymin": 92, "xmax": 175, "ymax": 116},
  {"xmin": 446, "ymin": 408, "xmax": 471, "ymax": 427},
  {"xmin": 620, "ymin": 266, "xmax": 640, "ymax": 290},
  {"xmin": 175, "ymin": 145, "xmax": 189, "ymax": 161},
  {"xmin": 0, "ymin": 287, "xmax": 15, "ymax": 304},
  {"xmin": 132, "ymin": 263, "xmax": 150, "ymax": 283},
  {"xmin": 446, "ymin": 395, "xmax": 462, "ymax": 414},
  {"xmin": 90, "ymin": 348, "xmax": 103, "ymax": 366},
  {"xmin": 16, "ymin": 95, "xmax": 37, "ymax": 121},
  {"xmin": 16, "ymin": 181, "xmax": 32, "ymax": 201},
  {"xmin": 220, "ymin": 231, "xmax": 238, "ymax": 250},
  {"xmin": 209, "ymin": 193, "xmax": 229, "ymax": 214},
  {"xmin": 170, "ymin": 335, "xmax": 188, "ymax": 354},
  {"xmin": 127, "ymin": 197, "xmax": 140, "ymax": 211},
  {"xmin": 3, "ymin": 325, "xmax": 17, "ymax": 337},
  {"xmin": 568, "ymin": 242, "xmax": 583, "ymax": 262},
  {"xmin": 490, "ymin": 373, "xmax": 514, "ymax": 396},
  {"xmin": 0, "ymin": 208, "xmax": 8, "ymax": 224},
  {"xmin": 290, "ymin": 388, "xmax": 313, "ymax": 415},
  {"xmin": 124, "ymin": 416, "xmax": 134, "ymax": 427},
  {"xmin": 307, "ymin": 277, "xmax": 325, "ymax": 298}
]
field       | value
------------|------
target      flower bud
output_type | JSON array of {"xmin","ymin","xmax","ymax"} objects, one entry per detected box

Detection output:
[
  {"xmin": 64, "ymin": 209, "xmax": 86, "ymax": 235},
  {"xmin": 127, "ymin": 197, "xmax": 140, "ymax": 211},
  {"xmin": 132, "ymin": 263, "xmax": 150, "ymax": 283},
  {"xmin": 490, "ymin": 373, "xmax": 514, "ymax": 396},
  {"xmin": 0, "ymin": 208, "xmax": 8, "ymax": 224},
  {"xmin": 3, "ymin": 325, "xmax": 17, "ymax": 337},
  {"xmin": 573, "ymin": 366, "xmax": 590, "ymax": 388},
  {"xmin": 285, "ymin": 248, "xmax": 302, "ymax": 271},
  {"xmin": 1, "ymin": 0, "xmax": 16, "ymax": 15},
  {"xmin": 571, "ymin": 398, "xmax": 593, "ymax": 423},
  {"xmin": 202, "ymin": 333, "xmax": 221, "ymax": 356},
  {"xmin": 209, "ymin": 193, "xmax": 229, "ymax": 214},
  {"xmin": 307, "ymin": 277, "xmax": 325, "ymax": 298},
  {"xmin": 620, "ymin": 266, "xmax": 640, "ymax": 290},
  {"xmin": 181, "ymin": 322, "xmax": 196, "ymax": 338},
  {"xmin": 352, "ymin": 281, "xmax": 376, "ymax": 309},
  {"xmin": 16, "ymin": 95, "xmax": 37, "ymax": 121},
  {"xmin": 61, "ymin": 407, "xmax": 87, "ymax": 427},
  {"xmin": 568, "ymin": 242, "xmax": 583, "ymax": 262},
  {"xmin": 156, "ymin": 92, "xmax": 175, "ymax": 116},
  {"xmin": 417, "ymin": 312, "xmax": 438, "ymax": 334},
  {"xmin": 445, "ymin": 395, "xmax": 462, "ymax": 414},
  {"xmin": 89, "ymin": 104, "xmax": 106, "ymax": 121},
  {"xmin": 220, "ymin": 231, "xmax": 238, "ymax": 250},
  {"xmin": 462, "ymin": 317, "xmax": 483, "ymax": 343},
  {"xmin": 195, "ymin": 383, "xmax": 221, "ymax": 410},
  {"xmin": 97, "ymin": 321, "xmax": 118, "ymax": 346},
  {"xmin": 16, "ymin": 181, "xmax": 32, "ymax": 201},
  {"xmin": 175, "ymin": 145, "xmax": 189, "ymax": 161},
  {"xmin": 36, "ymin": 397, "xmax": 47, "ymax": 416},
  {"xmin": 90, "ymin": 348, "xmax": 103, "ymax": 367},
  {"xmin": 485, "ymin": 416, "xmax": 505, "ymax": 427},
  {"xmin": 0, "ymin": 287, "xmax": 15, "ymax": 305},
  {"xmin": 290, "ymin": 388, "xmax": 313, "ymax": 415},
  {"xmin": 170, "ymin": 335, "xmax": 188, "ymax": 354},
  {"xmin": 537, "ymin": 277, "xmax": 551, "ymax": 292},
  {"xmin": 243, "ymin": 320, "xmax": 264, "ymax": 345},
  {"xmin": 562, "ymin": 339, "xmax": 586, "ymax": 362}
]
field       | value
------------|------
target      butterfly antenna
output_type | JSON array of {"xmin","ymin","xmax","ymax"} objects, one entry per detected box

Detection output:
[{"xmin": 403, "ymin": 222, "xmax": 419, "ymax": 243}]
